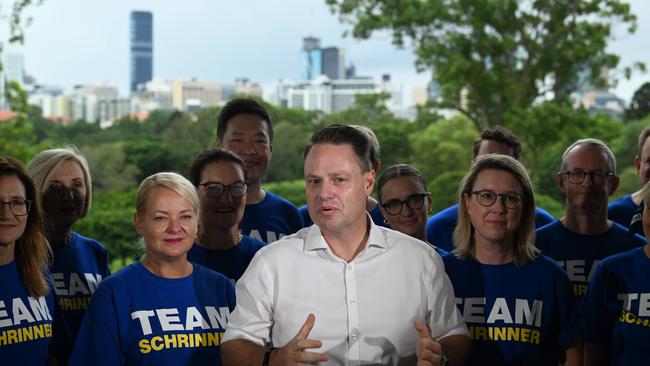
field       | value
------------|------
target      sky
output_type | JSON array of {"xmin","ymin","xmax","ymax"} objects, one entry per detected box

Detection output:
[{"xmin": 3, "ymin": 0, "xmax": 650, "ymax": 106}]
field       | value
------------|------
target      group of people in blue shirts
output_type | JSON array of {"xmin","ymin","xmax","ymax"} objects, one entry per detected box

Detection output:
[{"xmin": 1, "ymin": 97, "xmax": 649, "ymax": 365}]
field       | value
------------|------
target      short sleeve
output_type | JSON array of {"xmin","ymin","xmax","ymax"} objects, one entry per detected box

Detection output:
[
  {"xmin": 68, "ymin": 282, "xmax": 123, "ymax": 366},
  {"xmin": 426, "ymin": 253, "xmax": 469, "ymax": 339},
  {"xmin": 222, "ymin": 254, "xmax": 274, "ymax": 346},
  {"xmin": 581, "ymin": 260, "xmax": 613, "ymax": 346}
]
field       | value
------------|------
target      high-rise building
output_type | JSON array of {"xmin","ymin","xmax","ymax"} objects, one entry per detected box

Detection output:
[
  {"xmin": 4, "ymin": 54, "xmax": 25, "ymax": 85},
  {"xmin": 299, "ymin": 37, "xmax": 345, "ymax": 80},
  {"xmin": 130, "ymin": 11, "xmax": 153, "ymax": 93},
  {"xmin": 287, "ymin": 75, "xmax": 378, "ymax": 113}
]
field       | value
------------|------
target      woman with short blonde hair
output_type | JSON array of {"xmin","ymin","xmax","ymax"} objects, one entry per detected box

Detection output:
[{"xmin": 70, "ymin": 172, "xmax": 235, "ymax": 366}]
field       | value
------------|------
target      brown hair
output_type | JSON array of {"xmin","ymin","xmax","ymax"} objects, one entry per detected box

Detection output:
[{"xmin": 0, "ymin": 156, "xmax": 51, "ymax": 297}]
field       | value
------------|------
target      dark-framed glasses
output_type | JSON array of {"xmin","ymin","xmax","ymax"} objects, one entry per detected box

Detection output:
[
  {"xmin": 199, "ymin": 181, "xmax": 247, "ymax": 200},
  {"xmin": 381, "ymin": 193, "xmax": 428, "ymax": 215},
  {"xmin": 470, "ymin": 190, "xmax": 523, "ymax": 209},
  {"xmin": 558, "ymin": 170, "xmax": 614, "ymax": 184},
  {"xmin": 0, "ymin": 198, "xmax": 32, "ymax": 217}
]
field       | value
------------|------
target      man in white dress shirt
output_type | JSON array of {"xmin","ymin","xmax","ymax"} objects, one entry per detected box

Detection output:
[{"xmin": 222, "ymin": 124, "xmax": 470, "ymax": 366}]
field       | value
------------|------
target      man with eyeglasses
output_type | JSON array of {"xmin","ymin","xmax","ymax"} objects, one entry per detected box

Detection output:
[
  {"xmin": 608, "ymin": 126, "xmax": 650, "ymax": 235},
  {"xmin": 187, "ymin": 148, "xmax": 265, "ymax": 283},
  {"xmin": 425, "ymin": 126, "xmax": 555, "ymax": 252},
  {"xmin": 535, "ymin": 138, "xmax": 646, "ymax": 301},
  {"xmin": 215, "ymin": 98, "xmax": 303, "ymax": 243},
  {"xmin": 222, "ymin": 125, "xmax": 470, "ymax": 366}
]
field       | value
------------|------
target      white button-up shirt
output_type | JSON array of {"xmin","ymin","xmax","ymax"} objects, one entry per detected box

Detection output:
[{"xmin": 223, "ymin": 220, "xmax": 468, "ymax": 365}]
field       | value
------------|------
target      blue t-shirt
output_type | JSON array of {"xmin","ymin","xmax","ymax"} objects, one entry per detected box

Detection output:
[
  {"xmin": 443, "ymin": 254, "xmax": 580, "ymax": 365},
  {"xmin": 50, "ymin": 231, "xmax": 110, "ymax": 365},
  {"xmin": 0, "ymin": 261, "xmax": 55, "ymax": 365},
  {"xmin": 427, "ymin": 204, "xmax": 555, "ymax": 252},
  {"xmin": 581, "ymin": 247, "xmax": 650, "ymax": 365},
  {"xmin": 299, "ymin": 203, "xmax": 387, "ymax": 228},
  {"xmin": 608, "ymin": 194, "xmax": 638, "ymax": 229},
  {"xmin": 240, "ymin": 190, "xmax": 303, "ymax": 243},
  {"xmin": 187, "ymin": 236, "xmax": 265, "ymax": 283},
  {"xmin": 69, "ymin": 262, "xmax": 236, "ymax": 366},
  {"xmin": 535, "ymin": 220, "xmax": 646, "ymax": 301}
]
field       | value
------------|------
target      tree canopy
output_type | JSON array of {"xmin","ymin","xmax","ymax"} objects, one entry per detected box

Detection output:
[{"xmin": 326, "ymin": 0, "xmax": 642, "ymax": 130}]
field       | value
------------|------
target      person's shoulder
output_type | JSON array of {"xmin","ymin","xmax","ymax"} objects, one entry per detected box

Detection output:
[
  {"xmin": 264, "ymin": 191, "xmax": 299, "ymax": 209},
  {"xmin": 430, "ymin": 204, "xmax": 459, "ymax": 221},
  {"xmin": 252, "ymin": 228, "xmax": 309, "ymax": 258},
  {"xmin": 193, "ymin": 263, "xmax": 234, "ymax": 287},
  {"xmin": 93, "ymin": 262, "xmax": 139, "ymax": 291},
  {"xmin": 534, "ymin": 207, "xmax": 555, "ymax": 221},
  {"xmin": 240, "ymin": 235, "xmax": 266, "ymax": 253},
  {"xmin": 535, "ymin": 219, "xmax": 562, "ymax": 235},
  {"xmin": 531, "ymin": 254, "xmax": 566, "ymax": 273},
  {"xmin": 608, "ymin": 222, "xmax": 647, "ymax": 245},
  {"xmin": 600, "ymin": 246, "xmax": 644, "ymax": 269},
  {"xmin": 380, "ymin": 227, "xmax": 441, "ymax": 259},
  {"xmin": 72, "ymin": 231, "xmax": 108, "ymax": 253},
  {"xmin": 608, "ymin": 194, "xmax": 633, "ymax": 207}
]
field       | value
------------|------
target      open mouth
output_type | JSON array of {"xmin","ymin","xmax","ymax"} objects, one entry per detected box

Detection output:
[{"xmin": 164, "ymin": 238, "xmax": 184, "ymax": 244}]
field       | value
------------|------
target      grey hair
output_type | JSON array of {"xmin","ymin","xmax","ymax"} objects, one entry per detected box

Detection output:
[{"xmin": 561, "ymin": 138, "xmax": 617, "ymax": 174}]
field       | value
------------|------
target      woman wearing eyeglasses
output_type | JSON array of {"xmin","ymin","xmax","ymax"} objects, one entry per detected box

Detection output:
[
  {"xmin": 187, "ymin": 149, "xmax": 265, "ymax": 282},
  {"xmin": 27, "ymin": 147, "xmax": 111, "ymax": 365},
  {"xmin": 69, "ymin": 172, "xmax": 235, "ymax": 365},
  {"xmin": 377, "ymin": 164, "xmax": 446, "ymax": 256},
  {"xmin": 0, "ymin": 156, "xmax": 54, "ymax": 364},
  {"xmin": 442, "ymin": 154, "xmax": 582, "ymax": 365}
]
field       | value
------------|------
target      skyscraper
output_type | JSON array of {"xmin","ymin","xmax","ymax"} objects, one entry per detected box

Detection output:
[
  {"xmin": 130, "ymin": 11, "xmax": 153, "ymax": 93},
  {"xmin": 299, "ymin": 37, "xmax": 344, "ymax": 80}
]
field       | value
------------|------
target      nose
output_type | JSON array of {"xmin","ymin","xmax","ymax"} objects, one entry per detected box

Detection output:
[
  {"xmin": 581, "ymin": 173, "xmax": 595, "ymax": 187},
  {"xmin": 166, "ymin": 217, "xmax": 182, "ymax": 232},
  {"xmin": 0, "ymin": 203, "xmax": 12, "ymax": 218},
  {"xmin": 317, "ymin": 180, "xmax": 335, "ymax": 201},
  {"xmin": 494, "ymin": 196, "xmax": 508, "ymax": 213},
  {"xmin": 240, "ymin": 139, "xmax": 257, "ymax": 155}
]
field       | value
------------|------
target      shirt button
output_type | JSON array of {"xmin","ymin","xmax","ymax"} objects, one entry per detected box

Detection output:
[
  {"xmin": 347, "ymin": 264, "xmax": 352, "ymax": 270},
  {"xmin": 350, "ymin": 299, "xmax": 356, "ymax": 304},
  {"xmin": 350, "ymin": 333, "xmax": 358, "ymax": 341}
]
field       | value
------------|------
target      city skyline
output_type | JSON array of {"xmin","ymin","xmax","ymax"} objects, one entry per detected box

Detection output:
[{"xmin": 4, "ymin": 0, "xmax": 650, "ymax": 105}]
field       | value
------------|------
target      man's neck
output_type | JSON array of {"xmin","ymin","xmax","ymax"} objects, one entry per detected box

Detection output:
[
  {"xmin": 561, "ymin": 209, "xmax": 610, "ymax": 235},
  {"xmin": 198, "ymin": 226, "xmax": 240, "ymax": 251},
  {"xmin": 246, "ymin": 180, "xmax": 266, "ymax": 204},
  {"xmin": 366, "ymin": 196, "xmax": 378, "ymax": 211},
  {"xmin": 631, "ymin": 189, "xmax": 644, "ymax": 206},
  {"xmin": 323, "ymin": 217, "xmax": 370, "ymax": 263}
]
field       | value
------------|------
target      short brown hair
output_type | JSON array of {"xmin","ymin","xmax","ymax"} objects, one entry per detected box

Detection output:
[{"xmin": 472, "ymin": 126, "xmax": 522, "ymax": 160}]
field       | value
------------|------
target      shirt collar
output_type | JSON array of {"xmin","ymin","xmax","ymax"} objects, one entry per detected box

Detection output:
[{"xmin": 304, "ymin": 213, "xmax": 389, "ymax": 252}]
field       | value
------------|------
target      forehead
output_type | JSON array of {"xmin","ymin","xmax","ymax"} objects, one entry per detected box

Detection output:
[
  {"xmin": 49, "ymin": 159, "xmax": 85, "ymax": 180},
  {"xmin": 0, "ymin": 175, "xmax": 26, "ymax": 197},
  {"xmin": 146, "ymin": 187, "xmax": 193, "ymax": 211},
  {"xmin": 564, "ymin": 145, "xmax": 610, "ymax": 170},
  {"xmin": 380, "ymin": 176, "xmax": 424, "ymax": 199},
  {"xmin": 200, "ymin": 160, "xmax": 245, "ymax": 182},
  {"xmin": 472, "ymin": 168, "xmax": 522, "ymax": 192},
  {"xmin": 305, "ymin": 143, "xmax": 364, "ymax": 174},
  {"xmin": 224, "ymin": 114, "xmax": 269, "ymax": 137},
  {"xmin": 477, "ymin": 139, "xmax": 514, "ymax": 158}
]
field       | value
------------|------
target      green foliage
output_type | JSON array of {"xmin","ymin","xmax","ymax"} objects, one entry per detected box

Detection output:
[
  {"xmin": 264, "ymin": 180, "xmax": 306, "ymax": 207},
  {"xmin": 625, "ymin": 82, "xmax": 650, "ymax": 122},
  {"xmin": 327, "ymin": 0, "xmax": 641, "ymax": 129},
  {"xmin": 73, "ymin": 189, "xmax": 142, "ymax": 265},
  {"xmin": 428, "ymin": 171, "xmax": 466, "ymax": 213},
  {"xmin": 535, "ymin": 194, "xmax": 564, "ymax": 219},
  {"xmin": 614, "ymin": 167, "xmax": 640, "ymax": 200}
]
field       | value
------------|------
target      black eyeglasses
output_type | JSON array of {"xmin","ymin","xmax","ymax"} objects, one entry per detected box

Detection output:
[
  {"xmin": 0, "ymin": 198, "xmax": 32, "ymax": 217},
  {"xmin": 199, "ymin": 182, "xmax": 247, "ymax": 200},
  {"xmin": 470, "ymin": 190, "xmax": 523, "ymax": 209},
  {"xmin": 558, "ymin": 170, "xmax": 614, "ymax": 184},
  {"xmin": 381, "ymin": 193, "xmax": 428, "ymax": 215}
]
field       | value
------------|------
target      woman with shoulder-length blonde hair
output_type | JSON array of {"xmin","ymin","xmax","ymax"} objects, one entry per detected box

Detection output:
[
  {"xmin": 69, "ymin": 172, "xmax": 235, "ymax": 366},
  {"xmin": 0, "ymin": 155, "xmax": 54, "ymax": 364},
  {"xmin": 28, "ymin": 146, "xmax": 110, "ymax": 365},
  {"xmin": 442, "ymin": 154, "xmax": 582, "ymax": 365}
]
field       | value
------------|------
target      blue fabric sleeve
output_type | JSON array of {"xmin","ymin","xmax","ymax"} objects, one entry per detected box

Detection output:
[
  {"xmin": 580, "ymin": 261, "xmax": 612, "ymax": 346},
  {"xmin": 68, "ymin": 283, "xmax": 122, "ymax": 366}
]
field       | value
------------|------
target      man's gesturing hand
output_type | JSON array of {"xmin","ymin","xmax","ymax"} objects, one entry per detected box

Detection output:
[
  {"xmin": 414, "ymin": 320, "xmax": 446, "ymax": 366},
  {"xmin": 270, "ymin": 313, "xmax": 329, "ymax": 366}
]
